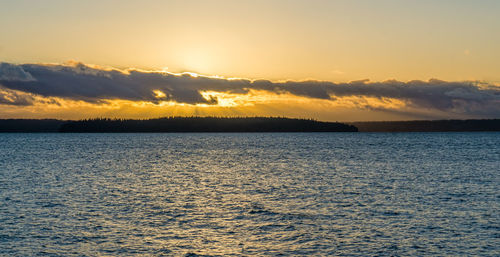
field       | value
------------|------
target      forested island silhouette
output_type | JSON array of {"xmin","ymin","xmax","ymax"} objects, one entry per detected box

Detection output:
[
  {"xmin": 0, "ymin": 117, "xmax": 499, "ymax": 132},
  {"xmin": 58, "ymin": 117, "xmax": 357, "ymax": 132}
]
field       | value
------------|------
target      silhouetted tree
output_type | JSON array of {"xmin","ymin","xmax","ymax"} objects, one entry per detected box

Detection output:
[{"xmin": 58, "ymin": 117, "xmax": 358, "ymax": 132}]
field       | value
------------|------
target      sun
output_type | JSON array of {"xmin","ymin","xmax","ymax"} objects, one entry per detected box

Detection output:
[{"xmin": 179, "ymin": 48, "xmax": 216, "ymax": 74}]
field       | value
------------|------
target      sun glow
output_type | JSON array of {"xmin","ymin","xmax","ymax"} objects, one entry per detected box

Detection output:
[
  {"xmin": 0, "ymin": 87, "xmax": 453, "ymax": 121},
  {"xmin": 153, "ymin": 90, "xmax": 167, "ymax": 98},
  {"xmin": 1, "ymin": 61, "xmax": 484, "ymax": 121}
]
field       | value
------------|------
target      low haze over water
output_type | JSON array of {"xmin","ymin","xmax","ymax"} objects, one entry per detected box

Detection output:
[{"xmin": 1, "ymin": 133, "xmax": 499, "ymax": 256}]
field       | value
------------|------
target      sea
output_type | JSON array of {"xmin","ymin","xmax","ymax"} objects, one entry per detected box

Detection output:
[{"xmin": 0, "ymin": 133, "xmax": 499, "ymax": 256}]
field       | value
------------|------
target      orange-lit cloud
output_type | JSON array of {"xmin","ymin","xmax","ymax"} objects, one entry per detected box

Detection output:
[{"xmin": 0, "ymin": 62, "xmax": 499, "ymax": 121}]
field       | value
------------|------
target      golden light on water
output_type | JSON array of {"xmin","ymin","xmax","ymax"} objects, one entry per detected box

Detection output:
[{"xmin": 1, "ymin": 1, "xmax": 500, "ymax": 256}]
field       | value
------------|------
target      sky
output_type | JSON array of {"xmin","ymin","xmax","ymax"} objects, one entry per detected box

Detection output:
[{"xmin": 0, "ymin": 0, "xmax": 499, "ymax": 121}]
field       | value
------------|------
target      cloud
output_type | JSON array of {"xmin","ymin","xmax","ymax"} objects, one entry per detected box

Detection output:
[
  {"xmin": 0, "ymin": 62, "xmax": 499, "ymax": 117},
  {"xmin": 0, "ymin": 63, "xmax": 36, "ymax": 82},
  {"xmin": 0, "ymin": 87, "xmax": 37, "ymax": 106}
]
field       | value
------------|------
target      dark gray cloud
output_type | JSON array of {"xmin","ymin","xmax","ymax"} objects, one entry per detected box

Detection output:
[{"xmin": 0, "ymin": 62, "xmax": 499, "ymax": 117}]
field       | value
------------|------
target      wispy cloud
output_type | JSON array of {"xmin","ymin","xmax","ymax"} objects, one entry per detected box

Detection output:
[
  {"xmin": 0, "ymin": 87, "xmax": 36, "ymax": 106},
  {"xmin": 0, "ymin": 62, "xmax": 499, "ymax": 117}
]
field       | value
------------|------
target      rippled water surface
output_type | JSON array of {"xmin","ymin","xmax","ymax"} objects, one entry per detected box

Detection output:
[{"xmin": 1, "ymin": 133, "xmax": 499, "ymax": 256}]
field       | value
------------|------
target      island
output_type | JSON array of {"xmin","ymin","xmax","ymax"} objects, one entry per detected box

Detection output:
[
  {"xmin": 1, "ymin": 118, "xmax": 499, "ymax": 133},
  {"xmin": 0, "ymin": 117, "xmax": 357, "ymax": 132}
]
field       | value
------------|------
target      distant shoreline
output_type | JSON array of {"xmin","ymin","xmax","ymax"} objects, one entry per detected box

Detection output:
[
  {"xmin": 0, "ymin": 117, "xmax": 357, "ymax": 133},
  {"xmin": 0, "ymin": 117, "xmax": 498, "ymax": 133},
  {"xmin": 349, "ymin": 119, "xmax": 500, "ymax": 132}
]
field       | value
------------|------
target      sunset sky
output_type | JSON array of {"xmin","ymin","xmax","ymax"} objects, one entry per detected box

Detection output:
[{"xmin": 1, "ymin": 0, "xmax": 499, "ymax": 121}]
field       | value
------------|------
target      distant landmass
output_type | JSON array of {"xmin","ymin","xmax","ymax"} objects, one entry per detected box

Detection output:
[
  {"xmin": 0, "ymin": 117, "xmax": 357, "ymax": 132},
  {"xmin": 350, "ymin": 119, "xmax": 500, "ymax": 132},
  {"xmin": 0, "ymin": 118, "xmax": 499, "ymax": 133},
  {"xmin": 0, "ymin": 119, "xmax": 66, "ymax": 132},
  {"xmin": 59, "ymin": 117, "xmax": 357, "ymax": 132}
]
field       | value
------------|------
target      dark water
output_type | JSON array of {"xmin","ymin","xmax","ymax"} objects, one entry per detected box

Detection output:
[{"xmin": 0, "ymin": 133, "xmax": 499, "ymax": 256}]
